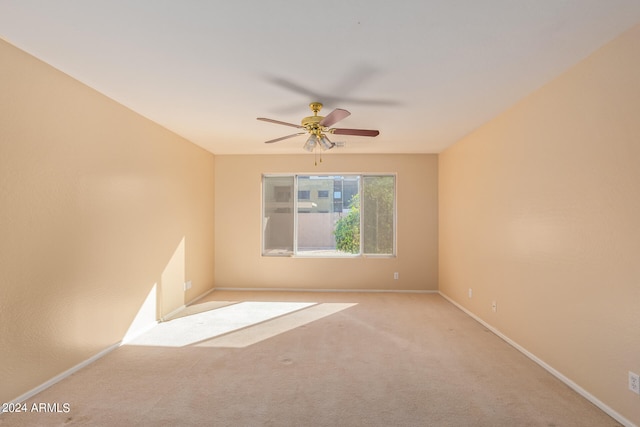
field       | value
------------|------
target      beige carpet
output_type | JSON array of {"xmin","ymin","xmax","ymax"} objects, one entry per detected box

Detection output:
[{"xmin": 0, "ymin": 291, "xmax": 620, "ymax": 426}]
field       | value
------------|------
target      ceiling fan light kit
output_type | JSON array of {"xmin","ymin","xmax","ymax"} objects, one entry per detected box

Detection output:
[
  {"xmin": 303, "ymin": 134, "xmax": 318, "ymax": 152},
  {"xmin": 319, "ymin": 135, "xmax": 334, "ymax": 150},
  {"xmin": 257, "ymin": 102, "xmax": 379, "ymax": 159}
]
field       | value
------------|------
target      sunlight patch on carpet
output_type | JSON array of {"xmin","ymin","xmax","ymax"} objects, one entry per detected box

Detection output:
[
  {"xmin": 125, "ymin": 301, "xmax": 352, "ymax": 347},
  {"xmin": 196, "ymin": 302, "xmax": 358, "ymax": 348}
]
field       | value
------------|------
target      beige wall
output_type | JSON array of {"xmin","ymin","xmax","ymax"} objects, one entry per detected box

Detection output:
[
  {"xmin": 215, "ymin": 154, "xmax": 438, "ymax": 291},
  {"xmin": 0, "ymin": 39, "xmax": 215, "ymax": 403},
  {"xmin": 439, "ymin": 24, "xmax": 640, "ymax": 425}
]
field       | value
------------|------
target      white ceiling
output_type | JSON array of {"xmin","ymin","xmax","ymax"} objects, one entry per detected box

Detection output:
[{"xmin": 2, "ymin": 1, "xmax": 640, "ymax": 155}]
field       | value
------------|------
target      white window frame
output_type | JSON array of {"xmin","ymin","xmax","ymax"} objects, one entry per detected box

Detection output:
[{"xmin": 262, "ymin": 173, "xmax": 396, "ymax": 258}]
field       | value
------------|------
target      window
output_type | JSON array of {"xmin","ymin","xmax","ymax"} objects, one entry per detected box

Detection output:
[
  {"xmin": 298, "ymin": 190, "xmax": 310, "ymax": 200},
  {"xmin": 262, "ymin": 174, "xmax": 395, "ymax": 257}
]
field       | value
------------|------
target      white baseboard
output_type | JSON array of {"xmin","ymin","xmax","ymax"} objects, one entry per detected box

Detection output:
[
  {"xmin": 2, "ymin": 284, "xmax": 215, "ymax": 406},
  {"xmin": 7, "ymin": 341, "xmax": 122, "ymax": 407},
  {"xmin": 213, "ymin": 287, "xmax": 438, "ymax": 294},
  {"xmin": 5, "ymin": 304, "xmax": 166, "ymax": 408},
  {"xmin": 186, "ymin": 287, "xmax": 216, "ymax": 305},
  {"xmin": 438, "ymin": 291, "xmax": 636, "ymax": 427},
  {"xmin": 161, "ymin": 304, "xmax": 185, "ymax": 322},
  {"xmin": 162, "ymin": 287, "xmax": 218, "ymax": 321}
]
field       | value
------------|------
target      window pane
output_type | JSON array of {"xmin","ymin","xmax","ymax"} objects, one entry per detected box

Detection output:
[
  {"xmin": 362, "ymin": 176, "xmax": 395, "ymax": 255},
  {"xmin": 263, "ymin": 176, "xmax": 294, "ymax": 255},
  {"xmin": 298, "ymin": 190, "xmax": 310, "ymax": 200},
  {"xmin": 297, "ymin": 175, "xmax": 359, "ymax": 256}
]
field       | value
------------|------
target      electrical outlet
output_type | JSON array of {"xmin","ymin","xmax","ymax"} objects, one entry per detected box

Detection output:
[
  {"xmin": 491, "ymin": 301, "xmax": 497, "ymax": 312},
  {"xmin": 630, "ymin": 371, "xmax": 640, "ymax": 395},
  {"xmin": 393, "ymin": 272, "xmax": 399, "ymax": 280},
  {"xmin": 468, "ymin": 288, "xmax": 472, "ymax": 298},
  {"xmin": 184, "ymin": 280, "xmax": 192, "ymax": 291}
]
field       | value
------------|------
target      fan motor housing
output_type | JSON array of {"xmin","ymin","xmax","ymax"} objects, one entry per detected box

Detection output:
[{"xmin": 301, "ymin": 115, "xmax": 323, "ymax": 128}]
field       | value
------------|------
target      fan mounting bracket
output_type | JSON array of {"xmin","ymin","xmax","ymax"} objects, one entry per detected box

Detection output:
[{"xmin": 309, "ymin": 102, "xmax": 323, "ymax": 114}]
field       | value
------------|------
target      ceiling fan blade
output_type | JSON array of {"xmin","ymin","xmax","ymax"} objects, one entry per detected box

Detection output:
[
  {"xmin": 319, "ymin": 108, "xmax": 350, "ymax": 127},
  {"xmin": 264, "ymin": 132, "xmax": 306, "ymax": 144},
  {"xmin": 266, "ymin": 76, "xmax": 321, "ymax": 99},
  {"xmin": 331, "ymin": 128, "xmax": 380, "ymax": 137},
  {"xmin": 257, "ymin": 117, "xmax": 303, "ymax": 129},
  {"xmin": 265, "ymin": 68, "xmax": 401, "ymax": 110}
]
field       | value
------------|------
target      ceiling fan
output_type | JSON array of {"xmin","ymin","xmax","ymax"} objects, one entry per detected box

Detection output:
[{"xmin": 257, "ymin": 102, "xmax": 380, "ymax": 152}]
